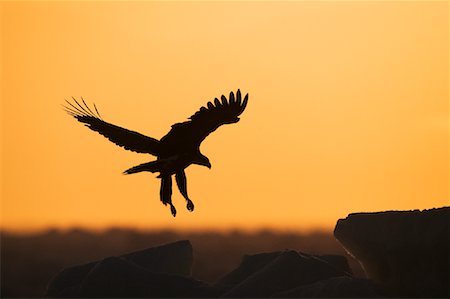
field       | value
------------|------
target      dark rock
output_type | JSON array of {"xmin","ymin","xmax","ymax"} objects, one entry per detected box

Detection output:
[
  {"xmin": 221, "ymin": 250, "xmax": 349, "ymax": 298},
  {"xmin": 215, "ymin": 251, "xmax": 352, "ymax": 293},
  {"xmin": 334, "ymin": 207, "xmax": 449, "ymax": 297},
  {"xmin": 121, "ymin": 239, "xmax": 193, "ymax": 276},
  {"xmin": 45, "ymin": 261, "xmax": 97, "ymax": 297},
  {"xmin": 272, "ymin": 276, "xmax": 384, "ymax": 298},
  {"xmin": 315, "ymin": 254, "xmax": 353, "ymax": 275},
  {"xmin": 45, "ymin": 240, "xmax": 201, "ymax": 298},
  {"xmin": 215, "ymin": 251, "xmax": 281, "ymax": 291},
  {"xmin": 78, "ymin": 256, "xmax": 216, "ymax": 298}
]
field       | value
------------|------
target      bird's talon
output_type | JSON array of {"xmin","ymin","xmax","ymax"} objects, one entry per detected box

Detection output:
[
  {"xmin": 187, "ymin": 200, "xmax": 194, "ymax": 212},
  {"xmin": 170, "ymin": 205, "xmax": 177, "ymax": 217}
]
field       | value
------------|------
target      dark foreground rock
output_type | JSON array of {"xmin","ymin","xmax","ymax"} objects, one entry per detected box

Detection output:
[
  {"xmin": 334, "ymin": 207, "xmax": 449, "ymax": 298},
  {"xmin": 46, "ymin": 240, "xmax": 360, "ymax": 298},
  {"xmin": 46, "ymin": 207, "xmax": 448, "ymax": 298},
  {"xmin": 216, "ymin": 251, "xmax": 353, "ymax": 297},
  {"xmin": 77, "ymin": 256, "xmax": 215, "ymax": 298},
  {"xmin": 219, "ymin": 250, "xmax": 352, "ymax": 297},
  {"xmin": 46, "ymin": 240, "xmax": 219, "ymax": 298}
]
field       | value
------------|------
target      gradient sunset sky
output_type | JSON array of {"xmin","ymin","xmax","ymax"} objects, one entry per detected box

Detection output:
[{"xmin": 1, "ymin": 1, "xmax": 448, "ymax": 232}]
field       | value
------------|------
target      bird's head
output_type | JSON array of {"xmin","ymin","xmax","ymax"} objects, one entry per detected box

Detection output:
[{"xmin": 192, "ymin": 152, "xmax": 212, "ymax": 169}]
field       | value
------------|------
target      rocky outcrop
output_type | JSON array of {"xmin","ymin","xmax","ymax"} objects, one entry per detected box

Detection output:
[
  {"xmin": 334, "ymin": 207, "xmax": 449, "ymax": 297},
  {"xmin": 46, "ymin": 241, "xmax": 367, "ymax": 298},
  {"xmin": 219, "ymin": 251, "xmax": 349, "ymax": 297},
  {"xmin": 215, "ymin": 251, "xmax": 355, "ymax": 297},
  {"xmin": 76, "ymin": 256, "xmax": 215, "ymax": 298},
  {"xmin": 46, "ymin": 207, "xmax": 448, "ymax": 298},
  {"xmin": 45, "ymin": 240, "xmax": 218, "ymax": 298}
]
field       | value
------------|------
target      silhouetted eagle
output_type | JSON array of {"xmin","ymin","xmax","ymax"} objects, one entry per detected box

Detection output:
[{"xmin": 64, "ymin": 90, "xmax": 248, "ymax": 216}]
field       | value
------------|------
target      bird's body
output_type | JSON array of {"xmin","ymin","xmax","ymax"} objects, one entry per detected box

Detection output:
[{"xmin": 64, "ymin": 90, "xmax": 248, "ymax": 216}]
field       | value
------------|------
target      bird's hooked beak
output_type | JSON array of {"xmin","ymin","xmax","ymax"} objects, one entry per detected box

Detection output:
[
  {"xmin": 193, "ymin": 153, "xmax": 212, "ymax": 169},
  {"xmin": 225, "ymin": 117, "xmax": 240, "ymax": 124},
  {"xmin": 204, "ymin": 160, "xmax": 212, "ymax": 169}
]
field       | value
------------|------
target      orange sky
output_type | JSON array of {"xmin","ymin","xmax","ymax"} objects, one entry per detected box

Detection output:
[{"xmin": 1, "ymin": 1, "xmax": 448, "ymax": 233}]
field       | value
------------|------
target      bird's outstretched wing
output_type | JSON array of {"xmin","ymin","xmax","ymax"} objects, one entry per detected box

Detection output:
[
  {"xmin": 63, "ymin": 98, "xmax": 160, "ymax": 155},
  {"xmin": 159, "ymin": 90, "xmax": 248, "ymax": 152}
]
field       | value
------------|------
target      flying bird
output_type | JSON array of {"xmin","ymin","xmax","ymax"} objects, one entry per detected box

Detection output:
[{"xmin": 64, "ymin": 90, "xmax": 248, "ymax": 217}]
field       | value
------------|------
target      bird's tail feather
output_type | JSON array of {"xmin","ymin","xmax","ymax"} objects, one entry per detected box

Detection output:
[{"xmin": 123, "ymin": 161, "xmax": 162, "ymax": 174}]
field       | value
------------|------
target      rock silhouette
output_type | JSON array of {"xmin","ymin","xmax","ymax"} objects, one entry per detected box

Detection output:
[
  {"xmin": 76, "ymin": 256, "xmax": 215, "ymax": 298},
  {"xmin": 334, "ymin": 207, "xmax": 449, "ymax": 298},
  {"xmin": 215, "ymin": 251, "xmax": 352, "ymax": 293},
  {"xmin": 45, "ymin": 207, "xmax": 448, "ymax": 298},
  {"xmin": 220, "ymin": 251, "xmax": 350, "ymax": 298},
  {"xmin": 45, "ymin": 242, "xmax": 371, "ymax": 298},
  {"xmin": 45, "ymin": 240, "xmax": 218, "ymax": 298}
]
